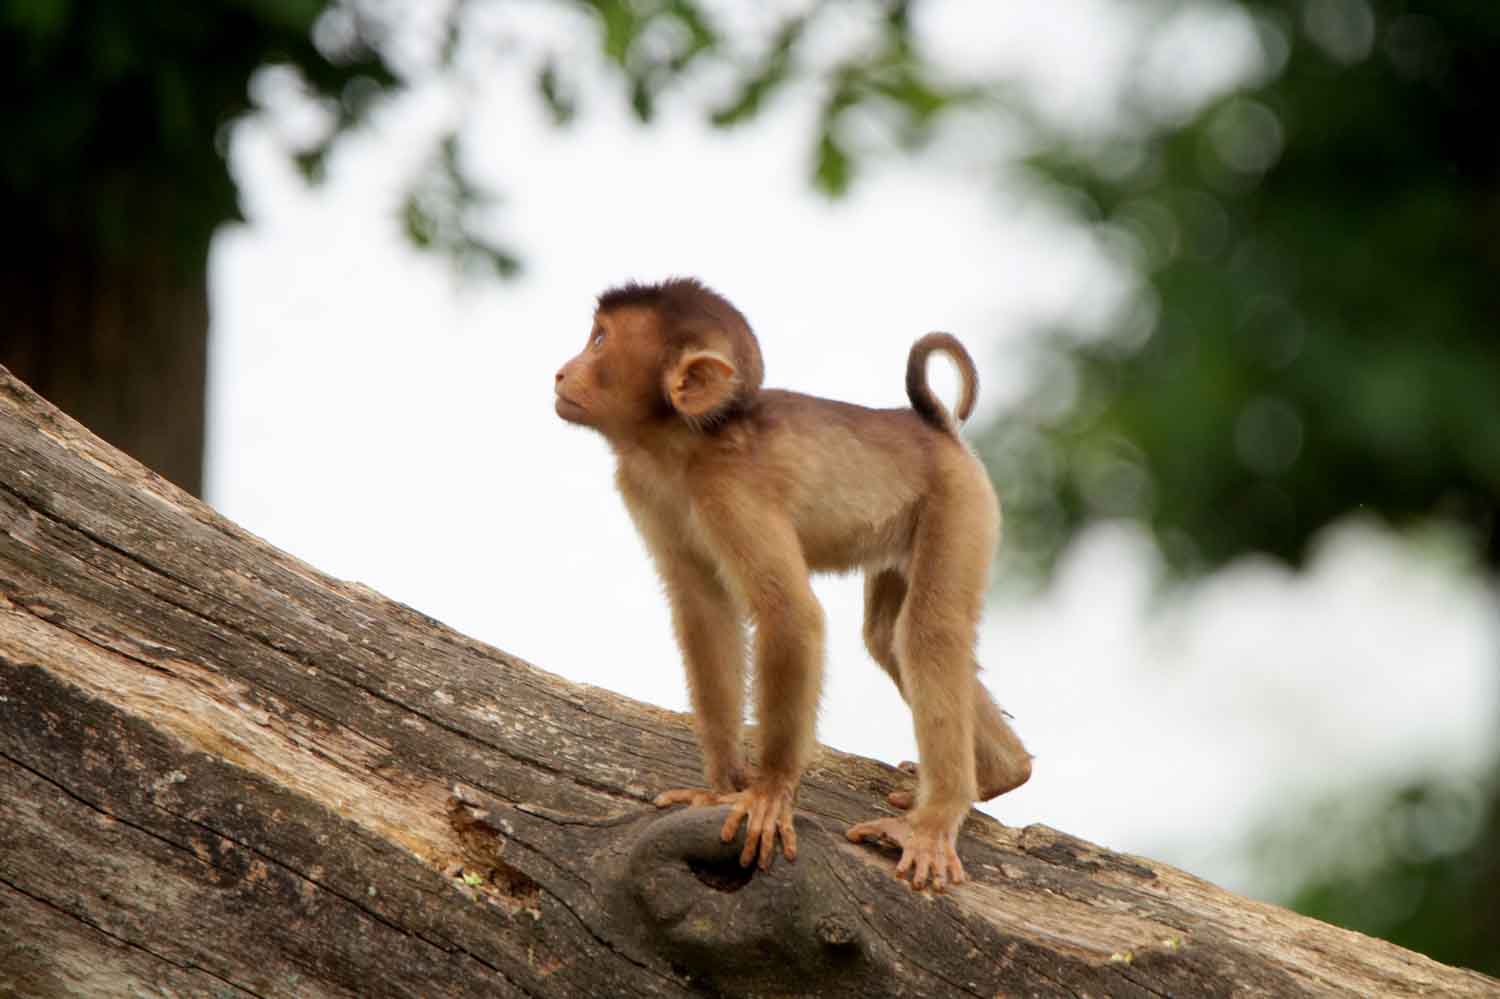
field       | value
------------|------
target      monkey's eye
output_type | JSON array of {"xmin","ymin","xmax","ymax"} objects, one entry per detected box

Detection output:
[{"xmin": 590, "ymin": 330, "xmax": 605, "ymax": 350}]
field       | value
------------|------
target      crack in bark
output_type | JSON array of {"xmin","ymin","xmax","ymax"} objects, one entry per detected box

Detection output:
[
  {"xmin": 516, "ymin": 801, "xmax": 642, "ymax": 827},
  {"xmin": 0, "ymin": 874, "xmax": 268, "ymax": 999},
  {"xmin": 4, "ymin": 518, "xmax": 660, "ymax": 816},
  {"xmin": 2, "ymin": 477, "xmax": 688, "ymax": 785},
  {"xmin": 6, "ymin": 478, "xmax": 892, "ymax": 848},
  {"xmin": 0, "ymin": 747, "xmax": 533, "ymax": 997},
  {"xmin": 1113, "ymin": 965, "xmax": 1176, "ymax": 999},
  {"xmin": 931, "ymin": 889, "xmax": 1089, "ymax": 999},
  {"xmin": 3, "ymin": 581, "xmax": 431, "ymax": 783}
]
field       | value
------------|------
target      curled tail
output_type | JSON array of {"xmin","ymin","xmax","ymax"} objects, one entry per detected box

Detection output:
[{"xmin": 906, "ymin": 332, "xmax": 978, "ymax": 434}]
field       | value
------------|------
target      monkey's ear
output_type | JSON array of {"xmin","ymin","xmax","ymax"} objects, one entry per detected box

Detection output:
[{"xmin": 665, "ymin": 349, "xmax": 739, "ymax": 420}]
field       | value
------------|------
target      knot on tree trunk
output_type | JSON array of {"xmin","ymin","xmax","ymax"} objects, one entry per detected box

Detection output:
[{"xmin": 607, "ymin": 806, "xmax": 877, "ymax": 995}]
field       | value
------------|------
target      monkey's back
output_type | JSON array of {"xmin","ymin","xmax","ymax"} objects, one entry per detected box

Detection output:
[{"xmin": 717, "ymin": 390, "xmax": 994, "ymax": 573}]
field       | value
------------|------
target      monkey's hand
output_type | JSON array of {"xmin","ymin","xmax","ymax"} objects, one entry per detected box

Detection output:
[
  {"xmin": 846, "ymin": 811, "xmax": 966, "ymax": 892},
  {"xmin": 717, "ymin": 779, "xmax": 798, "ymax": 871}
]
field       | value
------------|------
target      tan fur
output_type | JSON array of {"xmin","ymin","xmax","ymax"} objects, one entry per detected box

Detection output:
[{"xmin": 554, "ymin": 277, "xmax": 1031, "ymax": 890}]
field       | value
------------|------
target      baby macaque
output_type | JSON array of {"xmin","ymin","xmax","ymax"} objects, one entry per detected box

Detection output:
[{"xmin": 554, "ymin": 278, "xmax": 1030, "ymax": 890}]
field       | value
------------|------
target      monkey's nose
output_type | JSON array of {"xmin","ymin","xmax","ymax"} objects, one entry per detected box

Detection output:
[{"xmin": 555, "ymin": 368, "xmax": 565, "ymax": 384}]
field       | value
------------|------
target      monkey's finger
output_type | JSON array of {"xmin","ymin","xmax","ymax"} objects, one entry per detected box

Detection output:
[
  {"xmin": 742, "ymin": 796, "xmax": 773, "ymax": 868},
  {"xmin": 655, "ymin": 788, "xmax": 706, "ymax": 808},
  {"xmin": 741, "ymin": 827, "xmax": 762, "ymax": 869},
  {"xmin": 934, "ymin": 851, "xmax": 959, "ymax": 892},
  {"xmin": 720, "ymin": 802, "xmax": 749, "ymax": 844},
  {"xmin": 757, "ymin": 817, "xmax": 777, "ymax": 871},
  {"xmin": 909, "ymin": 852, "xmax": 932, "ymax": 890},
  {"xmin": 779, "ymin": 810, "xmax": 798, "ymax": 861},
  {"xmin": 737, "ymin": 804, "xmax": 762, "ymax": 866}
]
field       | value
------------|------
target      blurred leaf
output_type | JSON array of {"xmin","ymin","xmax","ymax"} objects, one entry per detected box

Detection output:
[
  {"xmin": 398, "ymin": 132, "xmax": 522, "ymax": 281},
  {"xmin": 537, "ymin": 58, "xmax": 577, "ymax": 126},
  {"xmin": 628, "ymin": 70, "xmax": 654, "ymax": 122},
  {"xmin": 709, "ymin": 15, "xmax": 804, "ymax": 128},
  {"xmin": 292, "ymin": 142, "xmax": 329, "ymax": 183},
  {"xmin": 401, "ymin": 192, "xmax": 435, "ymax": 249},
  {"xmin": 2, "ymin": 0, "xmax": 402, "ymax": 258},
  {"xmin": 813, "ymin": 132, "xmax": 852, "ymax": 197}
]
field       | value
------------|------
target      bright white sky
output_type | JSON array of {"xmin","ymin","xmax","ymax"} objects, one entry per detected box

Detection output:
[{"xmin": 206, "ymin": 0, "xmax": 1498, "ymax": 895}]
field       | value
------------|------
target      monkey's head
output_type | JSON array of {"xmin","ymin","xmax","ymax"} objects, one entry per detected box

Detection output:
[{"xmin": 555, "ymin": 278, "xmax": 764, "ymax": 438}]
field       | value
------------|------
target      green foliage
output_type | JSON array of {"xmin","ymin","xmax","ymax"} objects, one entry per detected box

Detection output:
[
  {"xmin": 995, "ymin": 0, "xmax": 1500, "ymax": 582},
  {"xmin": 4, "ymin": 0, "xmax": 993, "ymax": 274},
  {"xmin": 401, "ymin": 135, "xmax": 521, "ymax": 279},
  {"xmin": 708, "ymin": 15, "xmax": 806, "ymax": 129},
  {"xmin": 572, "ymin": 0, "xmax": 719, "ymax": 121},
  {"xmin": 536, "ymin": 57, "xmax": 578, "ymax": 126},
  {"xmin": 2, "ymin": 0, "xmax": 395, "ymax": 265},
  {"xmin": 1254, "ymin": 772, "xmax": 1500, "ymax": 976}
]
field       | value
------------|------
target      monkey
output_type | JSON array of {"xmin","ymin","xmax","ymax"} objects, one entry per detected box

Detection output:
[{"xmin": 553, "ymin": 277, "xmax": 1031, "ymax": 891}]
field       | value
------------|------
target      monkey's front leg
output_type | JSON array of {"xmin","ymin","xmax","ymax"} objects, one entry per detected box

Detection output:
[
  {"xmin": 651, "ymin": 561, "xmax": 749, "ymax": 809},
  {"xmin": 676, "ymin": 515, "xmax": 824, "ymax": 871},
  {"xmin": 712, "ymin": 565, "xmax": 825, "ymax": 870}
]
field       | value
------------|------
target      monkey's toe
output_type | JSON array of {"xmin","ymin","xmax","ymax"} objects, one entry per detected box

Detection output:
[
  {"xmin": 846, "ymin": 816, "xmax": 910, "ymax": 849},
  {"xmin": 654, "ymin": 787, "xmax": 723, "ymax": 809}
]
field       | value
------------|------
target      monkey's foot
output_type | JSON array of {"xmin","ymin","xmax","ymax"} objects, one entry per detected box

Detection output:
[
  {"xmin": 653, "ymin": 787, "xmax": 725, "ymax": 809},
  {"xmin": 846, "ymin": 813, "xmax": 965, "ymax": 892},
  {"xmin": 718, "ymin": 779, "xmax": 798, "ymax": 871},
  {"xmin": 887, "ymin": 760, "xmax": 1017, "ymax": 810}
]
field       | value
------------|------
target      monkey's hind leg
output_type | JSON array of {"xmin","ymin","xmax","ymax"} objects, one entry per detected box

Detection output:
[
  {"xmin": 865, "ymin": 566, "xmax": 1029, "ymax": 809},
  {"xmin": 864, "ymin": 568, "xmax": 923, "ymax": 808},
  {"xmin": 862, "ymin": 567, "xmax": 909, "ymax": 693},
  {"xmin": 888, "ymin": 679, "xmax": 1032, "ymax": 809},
  {"xmin": 973, "ymin": 682, "xmax": 1031, "ymax": 800},
  {"xmin": 849, "ymin": 482, "xmax": 991, "ymax": 890}
]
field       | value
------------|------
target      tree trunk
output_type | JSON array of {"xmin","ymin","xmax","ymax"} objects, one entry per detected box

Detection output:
[
  {"xmin": 0, "ymin": 366, "xmax": 1494, "ymax": 999},
  {"xmin": 0, "ymin": 233, "xmax": 206, "ymax": 497}
]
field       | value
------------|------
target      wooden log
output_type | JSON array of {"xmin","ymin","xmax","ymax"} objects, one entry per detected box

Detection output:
[{"xmin": 1, "ymin": 366, "xmax": 1494, "ymax": 998}]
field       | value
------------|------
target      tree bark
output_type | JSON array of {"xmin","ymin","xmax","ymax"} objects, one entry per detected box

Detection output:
[{"xmin": 0, "ymin": 366, "xmax": 1494, "ymax": 999}]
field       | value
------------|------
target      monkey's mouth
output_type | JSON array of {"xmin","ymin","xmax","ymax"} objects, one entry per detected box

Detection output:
[{"xmin": 554, "ymin": 394, "xmax": 586, "ymax": 420}]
